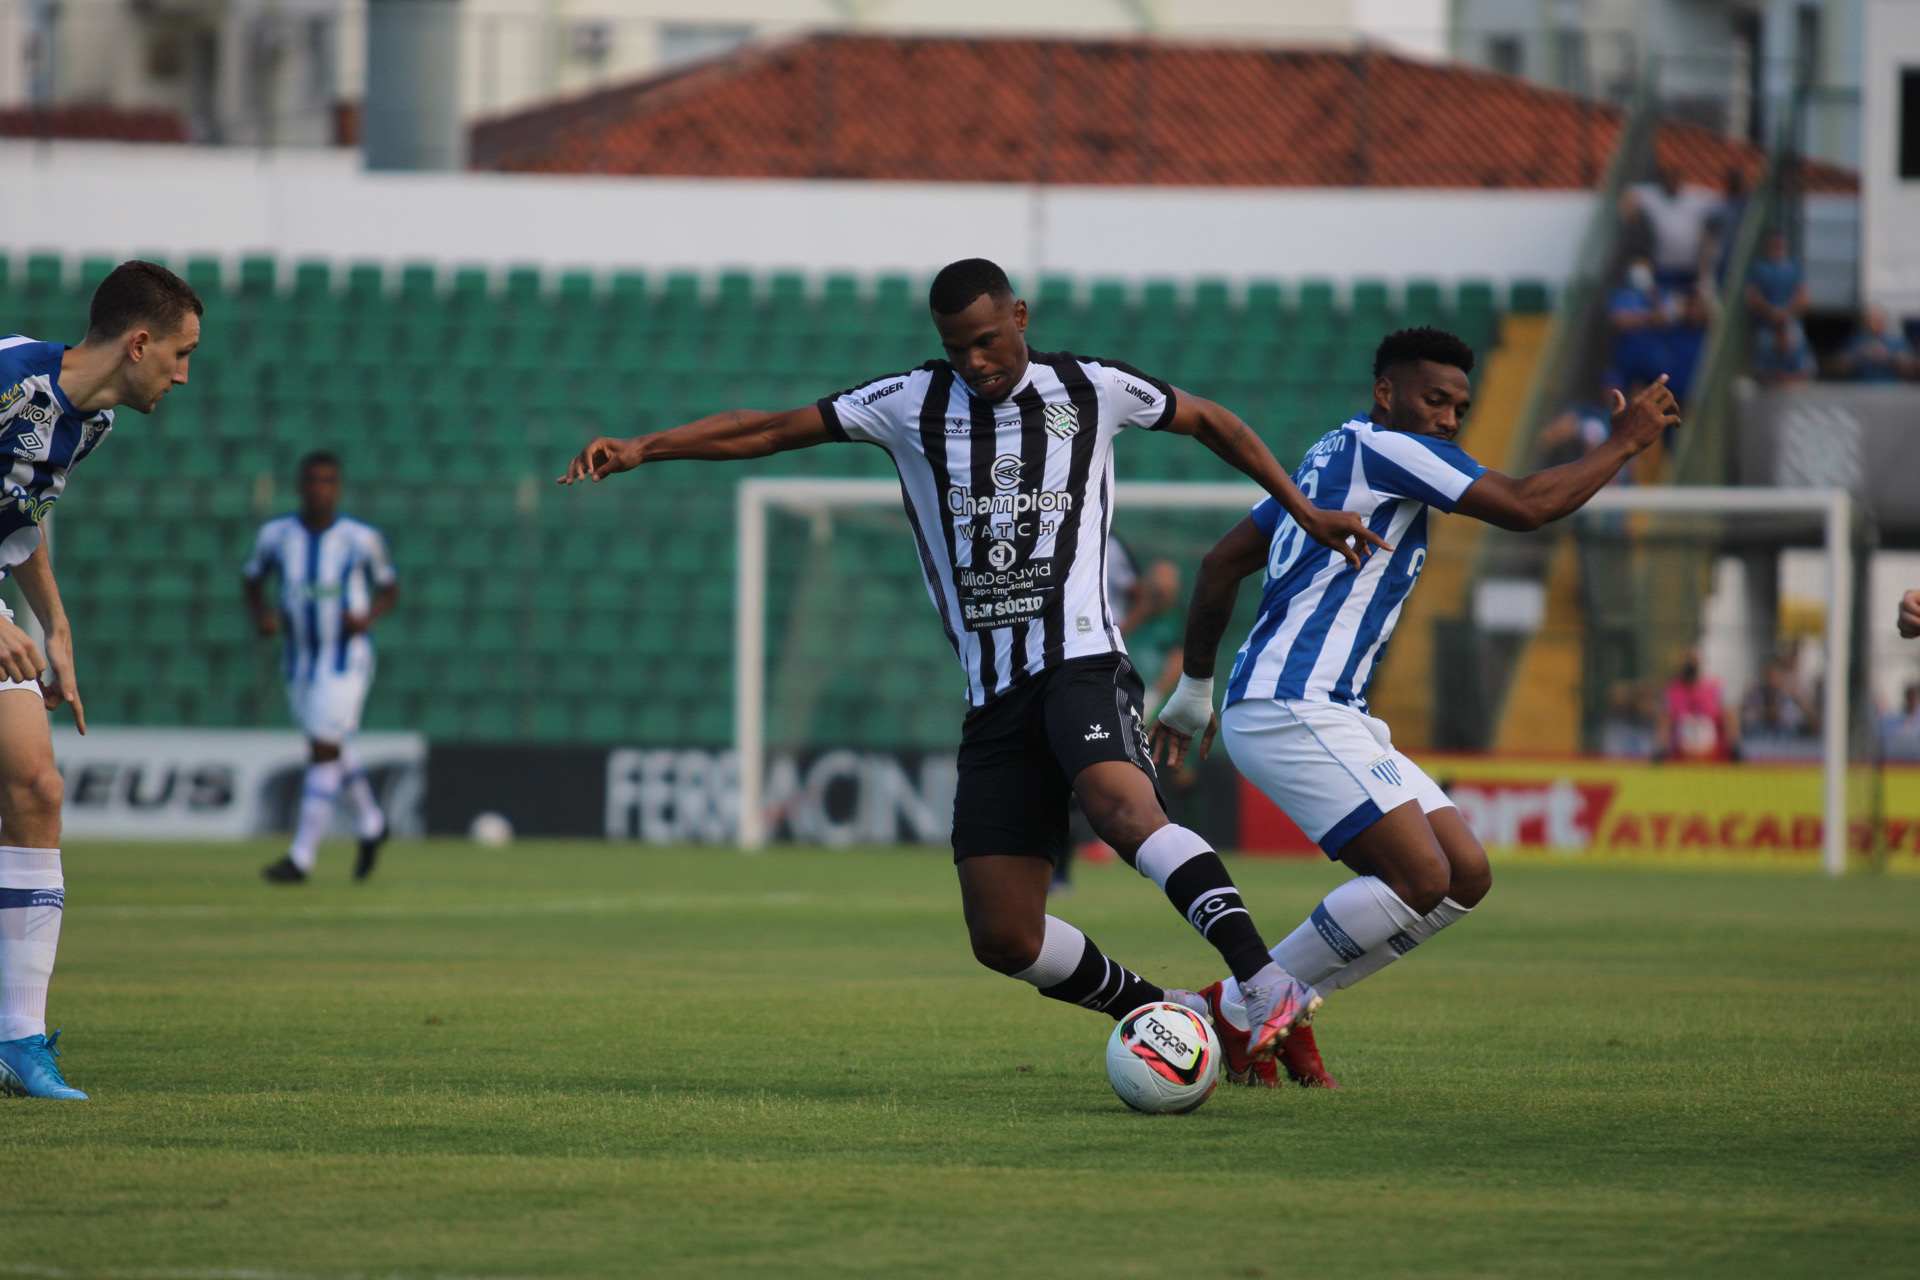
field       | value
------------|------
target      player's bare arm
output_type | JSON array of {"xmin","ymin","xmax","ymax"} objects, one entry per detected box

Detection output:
[
  {"xmin": 344, "ymin": 582, "xmax": 400, "ymax": 637},
  {"xmin": 0, "ymin": 602, "xmax": 46, "ymax": 686},
  {"xmin": 1453, "ymin": 377, "xmax": 1681, "ymax": 532},
  {"xmin": 558, "ymin": 406, "xmax": 834, "ymax": 484},
  {"xmin": 1147, "ymin": 515, "xmax": 1267, "ymax": 770},
  {"xmin": 1163, "ymin": 392, "xmax": 1390, "ymax": 570},
  {"xmin": 242, "ymin": 574, "xmax": 279, "ymax": 637},
  {"xmin": 10, "ymin": 542, "xmax": 84, "ymax": 732}
]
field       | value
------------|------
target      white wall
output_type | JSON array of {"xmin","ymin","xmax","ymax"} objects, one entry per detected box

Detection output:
[
  {"xmin": 1863, "ymin": 0, "xmax": 1920, "ymax": 317},
  {"xmin": 0, "ymin": 141, "xmax": 1593, "ymax": 288}
]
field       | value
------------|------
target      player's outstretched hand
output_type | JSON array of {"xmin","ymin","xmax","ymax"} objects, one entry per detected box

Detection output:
[
  {"xmin": 1149, "ymin": 714, "xmax": 1217, "ymax": 771},
  {"xmin": 1899, "ymin": 588, "xmax": 1920, "ymax": 640},
  {"xmin": 38, "ymin": 629, "xmax": 84, "ymax": 734},
  {"xmin": 559, "ymin": 437, "xmax": 643, "ymax": 485},
  {"xmin": 0, "ymin": 614, "xmax": 46, "ymax": 687},
  {"xmin": 1297, "ymin": 508, "xmax": 1393, "ymax": 569},
  {"xmin": 341, "ymin": 610, "xmax": 371, "ymax": 637},
  {"xmin": 1611, "ymin": 374, "xmax": 1682, "ymax": 451}
]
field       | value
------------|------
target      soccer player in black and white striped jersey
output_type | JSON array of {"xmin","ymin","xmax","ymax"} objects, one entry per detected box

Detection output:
[{"xmin": 562, "ymin": 259, "xmax": 1388, "ymax": 1064}]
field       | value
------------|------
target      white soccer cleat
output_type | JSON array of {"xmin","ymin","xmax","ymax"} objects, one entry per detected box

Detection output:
[{"xmin": 1238, "ymin": 962, "xmax": 1321, "ymax": 1061}]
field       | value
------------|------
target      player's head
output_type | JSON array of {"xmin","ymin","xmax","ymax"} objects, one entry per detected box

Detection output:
[
  {"xmin": 298, "ymin": 450, "xmax": 342, "ymax": 520},
  {"xmin": 929, "ymin": 258, "xmax": 1028, "ymax": 403},
  {"xmin": 1370, "ymin": 326, "xmax": 1475, "ymax": 442},
  {"xmin": 83, "ymin": 260, "xmax": 203, "ymax": 414}
]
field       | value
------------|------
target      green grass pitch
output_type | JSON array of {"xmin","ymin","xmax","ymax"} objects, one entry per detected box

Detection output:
[{"xmin": 4, "ymin": 840, "xmax": 1917, "ymax": 1279}]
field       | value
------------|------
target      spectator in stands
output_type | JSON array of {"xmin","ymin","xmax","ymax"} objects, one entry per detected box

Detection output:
[
  {"xmin": 1657, "ymin": 647, "xmax": 1741, "ymax": 762},
  {"xmin": 1880, "ymin": 683, "xmax": 1920, "ymax": 763},
  {"xmin": 1901, "ymin": 588, "xmax": 1920, "ymax": 639},
  {"xmin": 1610, "ymin": 257, "xmax": 1676, "ymax": 392},
  {"xmin": 1740, "ymin": 651, "xmax": 1819, "ymax": 755},
  {"xmin": 1835, "ymin": 306, "xmax": 1920, "ymax": 382},
  {"xmin": 1610, "ymin": 257, "xmax": 1707, "ymax": 403},
  {"xmin": 1600, "ymin": 679, "xmax": 1658, "ymax": 758},
  {"xmin": 1629, "ymin": 166, "xmax": 1726, "ymax": 292},
  {"xmin": 1747, "ymin": 229, "xmax": 1815, "ymax": 386}
]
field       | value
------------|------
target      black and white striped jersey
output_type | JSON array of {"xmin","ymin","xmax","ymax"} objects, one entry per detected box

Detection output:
[{"xmin": 818, "ymin": 351, "xmax": 1177, "ymax": 707}]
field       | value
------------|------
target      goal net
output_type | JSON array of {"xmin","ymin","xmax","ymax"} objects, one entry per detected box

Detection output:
[{"xmin": 737, "ymin": 479, "xmax": 1897, "ymax": 875}]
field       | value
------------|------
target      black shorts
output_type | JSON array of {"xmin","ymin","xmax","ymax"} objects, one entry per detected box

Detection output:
[{"xmin": 951, "ymin": 653, "xmax": 1161, "ymax": 865}]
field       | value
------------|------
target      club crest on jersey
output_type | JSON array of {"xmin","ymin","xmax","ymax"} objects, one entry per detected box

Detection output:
[
  {"xmin": 1043, "ymin": 404, "xmax": 1081, "ymax": 439},
  {"xmin": 1369, "ymin": 756, "xmax": 1403, "ymax": 787}
]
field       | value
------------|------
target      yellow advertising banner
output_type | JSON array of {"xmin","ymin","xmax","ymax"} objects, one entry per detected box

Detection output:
[{"xmin": 1402, "ymin": 755, "xmax": 1920, "ymax": 870}]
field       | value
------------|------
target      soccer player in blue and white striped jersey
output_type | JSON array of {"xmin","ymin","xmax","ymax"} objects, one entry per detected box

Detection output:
[
  {"xmin": 0, "ymin": 261, "xmax": 203, "ymax": 1099},
  {"xmin": 244, "ymin": 452, "xmax": 398, "ymax": 884},
  {"xmin": 1151, "ymin": 327, "xmax": 1680, "ymax": 1087}
]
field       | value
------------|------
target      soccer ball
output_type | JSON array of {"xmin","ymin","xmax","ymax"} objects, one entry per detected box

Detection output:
[
  {"xmin": 468, "ymin": 811, "xmax": 514, "ymax": 847},
  {"xmin": 1105, "ymin": 1002, "xmax": 1221, "ymax": 1114}
]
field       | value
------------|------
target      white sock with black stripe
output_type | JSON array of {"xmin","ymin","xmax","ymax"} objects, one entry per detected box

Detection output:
[
  {"xmin": 1011, "ymin": 915, "xmax": 1164, "ymax": 1019},
  {"xmin": 1134, "ymin": 824, "xmax": 1273, "ymax": 984}
]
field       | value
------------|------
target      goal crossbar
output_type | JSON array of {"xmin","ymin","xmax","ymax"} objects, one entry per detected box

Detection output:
[{"xmin": 735, "ymin": 479, "xmax": 1855, "ymax": 874}]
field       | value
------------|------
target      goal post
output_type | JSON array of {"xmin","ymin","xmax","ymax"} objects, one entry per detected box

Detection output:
[{"xmin": 734, "ymin": 479, "xmax": 1858, "ymax": 874}]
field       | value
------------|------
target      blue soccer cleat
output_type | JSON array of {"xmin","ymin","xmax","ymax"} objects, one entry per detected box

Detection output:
[{"xmin": 0, "ymin": 1030, "xmax": 89, "ymax": 1100}]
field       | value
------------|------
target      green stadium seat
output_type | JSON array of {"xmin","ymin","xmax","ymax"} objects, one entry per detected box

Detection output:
[{"xmin": 1510, "ymin": 279, "xmax": 1551, "ymax": 314}]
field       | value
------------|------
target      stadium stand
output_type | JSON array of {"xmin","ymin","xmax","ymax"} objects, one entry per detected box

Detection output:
[{"xmin": 0, "ymin": 257, "xmax": 1540, "ymax": 746}]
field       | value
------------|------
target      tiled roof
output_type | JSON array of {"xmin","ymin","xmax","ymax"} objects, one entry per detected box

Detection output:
[
  {"xmin": 470, "ymin": 34, "xmax": 1855, "ymax": 194},
  {"xmin": 0, "ymin": 105, "xmax": 188, "ymax": 143}
]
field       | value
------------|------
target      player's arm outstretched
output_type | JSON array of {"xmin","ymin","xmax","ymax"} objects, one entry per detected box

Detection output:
[
  {"xmin": 1162, "ymin": 392, "xmax": 1389, "ymax": 570},
  {"xmin": 1452, "ymin": 376, "xmax": 1680, "ymax": 531},
  {"xmin": 558, "ymin": 407, "xmax": 834, "ymax": 484},
  {"xmin": 1146, "ymin": 514, "xmax": 1268, "ymax": 770},
  {"xmin": 9, "ymin": 540, "xmax": 85, "ymax": 732}
]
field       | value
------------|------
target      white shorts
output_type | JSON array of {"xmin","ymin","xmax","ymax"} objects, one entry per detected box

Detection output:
[
  {"xmin": 1221, "ymin": 697, "xmax": 1453, "ymax": 859},
  {"xmin": 287, "ymin": 668, "xmax": 371, "ymax": 744}
]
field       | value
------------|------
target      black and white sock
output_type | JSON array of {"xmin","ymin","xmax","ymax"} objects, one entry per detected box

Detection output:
[
  {"xmin": 1134, "ymin": 824, "xmax": 1271, "ymax": 984},
  {"xmin": 1011, "ymin": 915, "xmax": 1164, "ymax": 1020}
]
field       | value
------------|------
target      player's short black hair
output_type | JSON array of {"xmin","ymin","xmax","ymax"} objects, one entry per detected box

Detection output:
[
  {"xmin": 929, "ymin": 258, "xmax": 1014, "ymax": 316},
  {"xmin": 86, "ymin": 260, "xmax": 203, "ymax": 342},
  {"xmin": 299, "ymin": 450, "xmax": 341, "ymax": 479},
  {"xmin": 1372, "ymin": 327, "xmax": 1476, "ymax": 380}
]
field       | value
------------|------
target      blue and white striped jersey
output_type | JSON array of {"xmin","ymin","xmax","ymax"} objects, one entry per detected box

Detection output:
[
  {"xmin": 1224, "ymin": 416, "xmax": 1487, "ymax": 712},
  {"xmin": 0, "ymin": 336, "xmax": 114, "ymax": 577},
  {"xmin": 243, "ymin": 515, "xmax": 396, "ymax": 684}
]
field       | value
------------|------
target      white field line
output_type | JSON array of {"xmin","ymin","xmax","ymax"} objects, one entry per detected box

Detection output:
[{"xmin": 79, "ymin": 891, "xmax": 944, "ymax": 922}]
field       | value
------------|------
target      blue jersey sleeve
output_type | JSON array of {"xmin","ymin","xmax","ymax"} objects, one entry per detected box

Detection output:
[
  {"xmin": 1359, "ymin": 429, "xmax": 1487, "ymax": 514},
  {"xmin": 1249, "ymin": 496, "xmax": 1284, "ymax": 536}
]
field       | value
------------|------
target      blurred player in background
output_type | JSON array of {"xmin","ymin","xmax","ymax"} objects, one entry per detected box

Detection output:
[
  {"xmin": 245, "ymin": 452, "xmax": 398, "ymax": 885},
  {"xmin": 564, "ymin": 257, "xmax": 1388, "ymax": 1064},
  {"xmin": 0, "ymin": 260, "xmax": 201, "ymax": 1099},
  {"xmin": 1152, "ymin": 328, "xmax": 1680, "ymax": 1088}
]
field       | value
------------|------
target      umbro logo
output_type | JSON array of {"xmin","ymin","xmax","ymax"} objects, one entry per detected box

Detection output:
[
  {"xmin": 1044, "ymin": 404, "xmax": 1081, "ymax": 439},
  {"xmin": 1084, "ymin": 723, "xmax": 1109, "ymax": 741}
]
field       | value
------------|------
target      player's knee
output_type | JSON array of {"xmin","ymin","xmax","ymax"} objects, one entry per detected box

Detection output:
[
  {"xmin": 970, "ymin": 926, "xmax": 1042, "ymax": 976},
  {"xmin": 1397, "ymin": 856, "xmax": 1451, "ymax": 916},
  {"xmin": 1450, "ymin": 857, "xmax": 1493, "ymax": 908},
  {"xmin": 1081, "ymin": 796, "xmax": 1161, "ymax": 857},
  {"xmin": 5, "ymin": 763, "xmax": 63, "ymax": 827}
]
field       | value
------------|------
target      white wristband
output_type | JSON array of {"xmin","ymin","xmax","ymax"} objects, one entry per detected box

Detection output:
[{"xmin": 1155, "ymin": 674, "xmax": 1215, "ymax": 738}]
